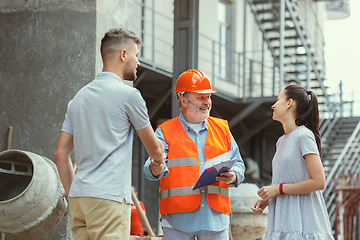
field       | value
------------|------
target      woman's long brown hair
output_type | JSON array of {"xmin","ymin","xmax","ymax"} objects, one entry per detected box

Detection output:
[{"xmin": 284, "ymin": 84, "xmax": 321, "ymax": 155}]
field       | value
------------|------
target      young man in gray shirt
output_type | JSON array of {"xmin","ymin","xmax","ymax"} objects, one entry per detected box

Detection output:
[{"xmin": 54, "ymin": 28, "xmax": 164, "ymax": 240}]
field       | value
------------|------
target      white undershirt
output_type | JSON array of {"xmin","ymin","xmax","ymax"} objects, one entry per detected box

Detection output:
[{"xmin": 187, "ymin": 122, "xmax": 203, "ymax": 134}]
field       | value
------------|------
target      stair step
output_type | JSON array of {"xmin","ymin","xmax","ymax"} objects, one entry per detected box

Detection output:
[
  {"xmin": 275, "ymin": 52, "xmax": 315, "ymax": 59},
  {"xmin": 324, "ymin": 163, "xmax": 358, "ymax": 170},
  {"xmin": 323, "ymin": 155, "xmax": 340, "ymax": 160},
  {"xmin": 340, "ymin": 117, "xmax": 360, "ymax": 123},
  {"xmin": 269, "ymin": 35, "xmax": 303, "ymax": 41},
  {"xmin": 337, "ymin": 123, "xmax": 360, "ymax": 129},
  {"xmin": 323, "ymin": 150, "xmax": 360, "ymax": 161},
  {"xmin": 312, "ymin": 85, "xmax": 329, "ymax": 89},
  {"xmin": 264, "ymin": 26, "xmax": 297, "ymax": 32},
  {"xmin": 311, "ymin": 78, "xmax": 324, "ymax": 81},
  {"xmin": 324, "ymin": 166, "xmax": 334, "ymax": 172},
  {"xmin": 327, "ymin": 140, "xmax": 351, "ymax": 144},
  {"xmin": 322, "ymin": 146, "xmax": 346, "ymax": 150},
  {"xmin": 322, "ymin": 156, "xmax": 342, "ymax": 161},
  {"xmin": 332, "ymin": 125, "xmax": 359, "ymax": 132},
  {"xmin": 322, "ymin": 146, "xmax": 345, "ymax": 150},
  {"xmin": 322, "ymin": 157, "xmax": 340, "ymax": 163},
  {"xmin": 296, "ymin": 53, "xmax": 314, "ymax": 57},
  {"xmin": 327, "ymin": 134, "xmax": 353, "ymax": 139},
  {"xmin": 251, "ymin": 0, "xmax": 300, "ymax": 6},
  {"xmin": 311, "ymin": 69, "xmax": 324, "ymax": 73},
  {"xmin": 252, "ymin": 0, "xmax": 281, "ymax": 4},
  {"xmin": 283, "ymin": 75, "xmax": 324, "ymax": 83},
  {"xmin": 270, "ymin": 34, "xmax": 308, "ymax": 41},
  {"xmin": 273, "ymin": 44, "xmax": 310, "ymax": 50},
  {"xmin": 285, "ymin": 70, "xmax": 306, "ymax": 75},
  {"xmin": 323, "ymin": 163, "xmax": 338, "ymax": 169},
  {"xmin": 284, "ymin": 79, "xmax": 301, "ymax": 84},
  {"xmin": 323, "ymin": 159, "xmax": 356, "ymax": 166},
  {"xmin": 323, "ymin": 146, "xmax": 357, "ymax": 153},
  {"xmin": 329, "ymin": 133, "xmax": 355, "ymax": 138},
  {"xmin": 285, "ymin": 61, "xmax": 307, "ymax": 66},
  {"xmin": 335, "ymin": 122, "xmax": 359, "ymax": 127},
  {"xmin": 256, "ymin": 8, "xmax": 278, "ymax": 15},
  {"xmin": 262, "ymin": 17, "xmax": 292, "ymax": 23}
]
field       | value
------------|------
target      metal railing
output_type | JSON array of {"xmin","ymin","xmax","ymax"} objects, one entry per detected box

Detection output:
[
  {"xmin": 297, "ymin": 0, "xmax": 326, "ymax": 77},
  {"xmin": 320, "ymin": 81, "xmax": 358, "ymax": 121},
  {"xmin": 319, "ymin": 81, "xmax": 360, "ymax": 226},
  {"xmin": 198, "ymin": 33, "xmax": 280, "ymax": 100},
  {"xmin": 323, "ymin": 120, "xmax": 360, "ymax": 225},
  {"xmin": 133, "ymin": 0, "xmax": 174, "ymax": 73}
]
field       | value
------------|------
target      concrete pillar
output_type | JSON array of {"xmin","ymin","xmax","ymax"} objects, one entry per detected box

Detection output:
[
  {"xmin": 171, "ymin": 0, "xmax": 199, "ymax": 118},
  {"xmin": 0, "ymin": 1, "xmax": 138, "ymax": 239}
]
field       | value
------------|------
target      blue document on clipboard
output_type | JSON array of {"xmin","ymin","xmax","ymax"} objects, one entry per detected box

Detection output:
[{"xmin": 192, "ymin": 150, "xmax": 236, "ymax": 190}]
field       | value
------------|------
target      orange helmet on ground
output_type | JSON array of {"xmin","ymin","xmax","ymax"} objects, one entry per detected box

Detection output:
[{"xmin": 174, "ymin": 69, "xmax": 217, "ymax": 94}]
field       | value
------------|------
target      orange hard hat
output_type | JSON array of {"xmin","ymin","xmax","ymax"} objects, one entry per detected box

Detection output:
[{"xmin": 174, "ymin": 69, "xmax": 217, "ymax": 94}]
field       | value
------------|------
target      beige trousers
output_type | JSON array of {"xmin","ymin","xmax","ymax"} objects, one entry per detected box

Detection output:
[{"xmin": 68, "ymin": 197, "xmax": 131, "ymax": 240}]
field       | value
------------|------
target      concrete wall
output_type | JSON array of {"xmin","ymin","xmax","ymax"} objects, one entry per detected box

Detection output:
[
  {"xmin": 0, "ymin": 1, "xmax": 96, "ymax": 239},
  {"xmin": 0, "ymin": 0, "xmax": 96, "ymax": 159},
  {"xmin": 0, "ymin": 0, "xmax": 138, "ymax": 239}
]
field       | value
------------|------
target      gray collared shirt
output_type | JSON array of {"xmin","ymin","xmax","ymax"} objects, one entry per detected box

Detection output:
[{"xmin": 62, "ymin": 72, "xmax": 150, "ymax": 204}]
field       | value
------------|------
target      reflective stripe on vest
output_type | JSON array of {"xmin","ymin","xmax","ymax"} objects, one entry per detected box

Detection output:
[
  {"xmin": 160, "ymin": 186, "xmax": 198, "ymax": 200},
  {"xmin": 208, "ymin": 185, "xmax": 229, "ymax": 198},
  {"xmin": 167, "ymin": 158, "xmax": 198, "ymax": 168}
]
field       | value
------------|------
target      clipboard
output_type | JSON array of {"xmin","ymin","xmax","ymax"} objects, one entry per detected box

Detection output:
[{"xmin": 192, "ymin": 150, "xmax": 236, "ymax": 190}]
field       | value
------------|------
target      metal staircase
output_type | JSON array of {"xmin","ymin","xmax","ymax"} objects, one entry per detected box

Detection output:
[
  {"xmin": 321, "ymin": 116, "xmax": 360, "ymax": 231},
  {"xmin": 248, "ymin": 0, "xmax": 328, "ymax": 104}
]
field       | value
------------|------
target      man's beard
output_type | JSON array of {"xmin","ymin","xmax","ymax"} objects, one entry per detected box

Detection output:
[
  {"xmin": 123, "ymin": 64, "xmax": 137, "ymax": 81},
  {"xmin": 186, "ymin": 99, "xmax": 211, "ymax": 123}
]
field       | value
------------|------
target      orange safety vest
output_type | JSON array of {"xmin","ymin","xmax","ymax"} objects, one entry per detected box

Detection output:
[{"xmin": 159, "ymin": 116, "xmax": 232, "ymax": 215}]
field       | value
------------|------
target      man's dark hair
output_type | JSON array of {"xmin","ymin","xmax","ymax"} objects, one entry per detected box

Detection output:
[{"xmin": 100, "ymin": 28, "xmax": 142, "ymax": 61}]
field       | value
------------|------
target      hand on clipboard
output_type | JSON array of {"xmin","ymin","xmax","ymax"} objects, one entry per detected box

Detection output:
[
  {"xmin": 192, "ymin": 150, "xmax": 236, "ymax": 190},
  {"xmin": 215, "ymin": 170, "xmax": 237, "ymax": 185}
]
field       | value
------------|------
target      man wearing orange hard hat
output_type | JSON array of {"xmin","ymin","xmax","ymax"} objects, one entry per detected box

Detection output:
[{"xmin": 144, "ymin": 69, "xmax": 245, "ymax": 239}]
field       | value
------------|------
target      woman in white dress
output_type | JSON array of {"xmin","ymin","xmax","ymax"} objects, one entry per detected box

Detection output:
[{"xmin": 251, "ymin": 85, "xmax": 334, "ymax": 240}]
